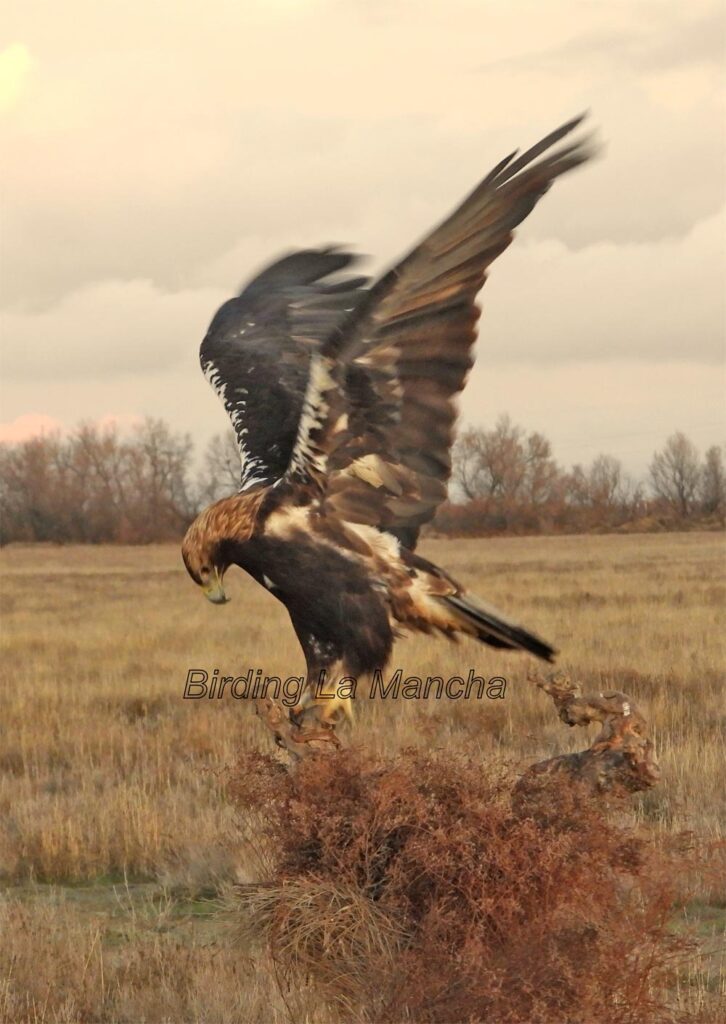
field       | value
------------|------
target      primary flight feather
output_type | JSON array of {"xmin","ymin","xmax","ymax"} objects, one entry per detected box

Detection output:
[{"xmin": 182, "ymin": 116, "xmax": 593, "ymax": 727}]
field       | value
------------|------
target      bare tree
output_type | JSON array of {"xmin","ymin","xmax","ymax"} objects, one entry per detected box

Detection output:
[
  {"xmin": 700, "ymin": 444, "xmax": 726, "ymax": 518},
  {"xmin": 451, "ymin": 428, "xmax": 488, "ymax": 501},
  {"xmin": 2, "ymin": 414, "xmax": 721, "ymax": 544},
  {"xmin": 198, "ymin": 430, "xmax": 241, "ymax": 503},
  {"xmin": 566, "ymin": 464, "xmax": 590, "ymax": 509},
  {"xmin": 0, "ymin": 419, "xmax": 197, "ymax": 544},
  {"xmin": 588, "ymin": 454, "xmax": 624, "ymax": 508},
  {"xmin": 452, "ymin": 416, "xmax": 527, "ymax": 503},
  {"xmin": 0, "ymin": 434, "xmax": 69, "ymax": 542},
  {"xmin": 565, "ymin": 454, "xmax": 643, "ymax": 529},
  {"xmin": 123, "ymin": 418, "xmax": 196, "ymax": 541},
  {"xmin": 522, "ymin": 431, "xmax": 561, "ymax": 508},
  {"xmin": 649, "ymin": 432, "xmax": 701, "ymax": 518},
  {"xmin": 588, "ymin": 455, "xmax": 641, "ymax": 514},
  {"xmin": 64, "ymin": 423, "xmax": 129, "ymax": 541},
  {"xmin": 451, "ymin": 416, "xmax": 565, "ymax": 531}
]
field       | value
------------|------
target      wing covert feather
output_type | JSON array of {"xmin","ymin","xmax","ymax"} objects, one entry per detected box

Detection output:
[{"xmin": 285, "ymin": 117, "xmax": 593, "ymax": 547}]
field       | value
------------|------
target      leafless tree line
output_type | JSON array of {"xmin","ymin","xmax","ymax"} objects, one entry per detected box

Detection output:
[
  {"xmin": 437, "ymin": 415, "xmax": 724, "ymax": 536},
  {"xmin": 0, "ymin": 416, "xmax": 723, "ymax": 544},
  {"xmin": 0, "ymin": 420, "xmax": 196, "ymax": 544}
]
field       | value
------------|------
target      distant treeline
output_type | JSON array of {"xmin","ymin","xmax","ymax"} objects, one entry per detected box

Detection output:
[
  {"xmin": 436, "ymin": 416, "xmax": 724, "ymax": 537},
  {"xmin": 0, "ymin": 416, "xmax": 723, "ymax": 544}
]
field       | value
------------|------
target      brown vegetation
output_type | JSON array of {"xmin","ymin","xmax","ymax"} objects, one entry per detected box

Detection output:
[
  {"xmin": 0, "ymin": 532, "xmax": 724, "ymax": 1020},
  {"xmin": 0, "ymin": 419, "xmax": 195, "ymax": 544},
  {"xmin": 438, "ymin": 419, "xmax": 725, "ymax": 536},
  {"xmin": 231, "ymin": 748, "xmax": 719, "ymax": 1023}
]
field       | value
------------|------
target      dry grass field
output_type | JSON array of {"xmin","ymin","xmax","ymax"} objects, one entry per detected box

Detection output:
[{"xmin": 1, "ymin": 532, "xmax": 724, "ymax": 1021}]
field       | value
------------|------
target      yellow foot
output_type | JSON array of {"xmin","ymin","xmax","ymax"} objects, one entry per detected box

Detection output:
[{"xmin": 290, "ymin": 690, "xmax": 355, "ymax": 731}]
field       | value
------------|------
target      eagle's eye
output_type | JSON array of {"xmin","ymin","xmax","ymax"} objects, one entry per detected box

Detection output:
[{"xmin": 200, "ymin": 565, "xmax": 211, "ymax": 576}]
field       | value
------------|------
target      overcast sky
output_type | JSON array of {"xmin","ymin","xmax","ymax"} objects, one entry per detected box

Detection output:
[{"xmin": 1, "ymin": 0, "xmax": 724, "ymax": 477}]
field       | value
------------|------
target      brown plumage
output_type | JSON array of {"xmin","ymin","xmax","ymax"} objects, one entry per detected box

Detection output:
[{"xmin": 182, "ymin": 116, "xmax": 594, "ymax": 725}]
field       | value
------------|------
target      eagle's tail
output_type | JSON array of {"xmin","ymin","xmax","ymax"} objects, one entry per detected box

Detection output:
[{"xmin": 441, "ymin": 592, "xmax": 556, "ymax": 663}]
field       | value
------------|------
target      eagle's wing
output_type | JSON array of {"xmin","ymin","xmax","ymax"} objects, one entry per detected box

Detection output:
[
  {"xmin": 200, "ymin": 249, "xmax": 368, "ymax": 492},
  {"xmin": 285, "ymin": 116, "xmax": 593, "ymax": 546}
]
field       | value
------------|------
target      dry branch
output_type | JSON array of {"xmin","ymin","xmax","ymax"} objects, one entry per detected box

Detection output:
[
  {"xmin": 256, "ymin": 669, "xmax": 661, "ymax": 805},
  {"xmin": 521, "ymin": 670, "xmax": 661, "ymax": 796},
  {"xmin": 255, "ymin": 697, "xmax": 342, "ymax": 759}
]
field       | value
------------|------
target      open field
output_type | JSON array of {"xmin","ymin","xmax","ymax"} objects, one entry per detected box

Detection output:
[{"xmin": 1, "ymin": 532, "xmax": 725, "ymax": 1021}]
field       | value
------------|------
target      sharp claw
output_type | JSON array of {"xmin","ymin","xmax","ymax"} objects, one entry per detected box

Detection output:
[{"xmin": 256, "ymin": 696, "xmax": 343, "ymax": 760}]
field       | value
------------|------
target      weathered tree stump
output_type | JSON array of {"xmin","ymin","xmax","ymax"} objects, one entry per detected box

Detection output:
[{"xmin": 519, "ymin": 670, "xmax": 661, "ymax": 796}]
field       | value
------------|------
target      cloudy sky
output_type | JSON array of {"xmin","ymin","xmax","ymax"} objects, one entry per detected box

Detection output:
[{"xmin": 1, "ymin": 0, "xmax": 724, "ymax": 476}]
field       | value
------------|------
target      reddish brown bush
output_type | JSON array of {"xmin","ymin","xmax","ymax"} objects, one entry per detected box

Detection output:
[{"xmin": 229, "ymin": 748, "xmax": 712, "ymax": 1024}]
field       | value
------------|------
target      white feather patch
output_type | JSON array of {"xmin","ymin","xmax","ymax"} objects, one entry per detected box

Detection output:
[
  {"xmin": 287, "ymin": 353, "xmax": 336, "ymax": 480},
  {"xmin": 202, "ymin": 358, "xmax": 269, "ymax": 491}
]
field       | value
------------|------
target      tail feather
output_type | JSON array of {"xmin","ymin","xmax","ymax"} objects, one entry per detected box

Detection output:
[{"xmin": 444, "ymin": 593, "xmax": 556, "ymax": 663}]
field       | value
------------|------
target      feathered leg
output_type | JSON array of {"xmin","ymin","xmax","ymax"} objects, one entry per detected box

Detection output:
[
  {"xmin": 289, "ymin": 658, "xmax": 353, "ymax": 727},
  {"xmin": 255, "ymin": 633, "xmax": 353, "ymax": 759}
]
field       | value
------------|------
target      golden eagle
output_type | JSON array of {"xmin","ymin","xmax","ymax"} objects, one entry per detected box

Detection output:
[{"xmin": 182, "ymin": 117, "xmax": 591, "ymax": 733}]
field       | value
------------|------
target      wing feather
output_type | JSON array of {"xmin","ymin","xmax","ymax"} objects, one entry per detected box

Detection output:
[
  {"xmin": 199, "ymin": 249, "xmax": 368, "ymax": 492},
  {"xmin": 285, "ymin": 116, "xmax": 594, "ymax": 546}
]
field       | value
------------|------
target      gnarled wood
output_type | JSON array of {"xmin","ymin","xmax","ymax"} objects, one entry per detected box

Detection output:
[
  {"xmin": 254, "ymin": 667, "xmax": 661, "ymax": 808},
  {"xmin": 255, "ymin": 697, "xmax": 342, "ymax": 760},
  {"xmin": 520, "ymin": 670, "xmax": 661, "ymax": 795}
]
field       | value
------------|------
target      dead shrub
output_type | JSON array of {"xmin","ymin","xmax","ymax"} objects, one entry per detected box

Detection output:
[{"xmin": 228, "ymin": 748, "xmax": 715, "ymax": 1024}]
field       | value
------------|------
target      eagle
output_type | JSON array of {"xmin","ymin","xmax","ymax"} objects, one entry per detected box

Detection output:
[{"xmin": 182, "ymin": 116, "xmax": 592, "ymax": 741}]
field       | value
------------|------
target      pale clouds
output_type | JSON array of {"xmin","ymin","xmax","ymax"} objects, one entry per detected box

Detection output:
[
  {"xmin": 0, "ymin": 411, "xmax": 142, "ymax": 443},
  {"xmin": 2, "ymin": 280, "xmax": 225, "ymax": 378},
  {"xmin": 0, "ymin": 43, "xmax": 33, "ymax": 114},
  {"xmin": 479, "ymin": 7, "xmax": 724, "ymax": 74},
  {"xmin": 0, "ymin": 413, "xmax": 62, "ymax": 443},
  {"xmin": 476, "ymin": 207, "xmax": 725, "ymax": 365},
  {"xmin": 3, "ymin": 0, "xmax": 724, "ymax": 305},
  {"xmin": 3, "ymin": 204, "xmax": 723, "ymax": 386},
  {"xmin": 1, "ymin": 0, "xmax": 724, "ymax": 475},
  {"xmin": 459, "ymin": 361, "xmax": 726, "ymax": 478}
]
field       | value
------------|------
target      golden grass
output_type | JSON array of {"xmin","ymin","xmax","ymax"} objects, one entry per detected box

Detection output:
[{"xmin": 0, "ymin": 532, "xmax": 724, "ymax": 1020}]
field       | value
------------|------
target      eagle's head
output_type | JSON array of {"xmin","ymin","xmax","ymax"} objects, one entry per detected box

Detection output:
[
  {"xmin": 181, "ymin": 492, "xmax": 264, "ymax": 604},
  {"xmin": 181, "ymin": 504, "xmax": 231, "ymax": 605},
  {"xmin": 181, "ymin": 528, "xmax": 229, "ymax": 604}
]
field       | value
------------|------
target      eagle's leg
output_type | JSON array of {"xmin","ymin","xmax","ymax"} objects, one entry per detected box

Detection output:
[
  {"xmin": 288, "ymin": 630, "xmax": 354, "ymax": 736},
  {"xmin": 290, "ymin": 659, "xmax": 354, "ymax": 734},
  {"xmin": 254, "ymin": 694, "xmax": 341, "ymax": 759},
  {"xmin": 254, "ymin": 622, "xmax": 355, "ymax": 758}
]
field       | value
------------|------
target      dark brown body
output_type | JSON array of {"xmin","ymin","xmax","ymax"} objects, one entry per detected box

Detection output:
[{"xmin": 183, "ymin": 483, "xmax": 555, "ymax": 716}]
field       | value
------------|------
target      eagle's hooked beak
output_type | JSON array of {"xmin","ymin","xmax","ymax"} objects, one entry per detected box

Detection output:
[{"xmin": 203, "ymin": 567, "xmax": 229, "ymax": 605}]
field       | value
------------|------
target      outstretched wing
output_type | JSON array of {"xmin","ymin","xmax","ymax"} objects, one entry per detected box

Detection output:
[
  {"xmin": 200, "ymin": 249, "xmax": 368, "ymax": 492},
  {"xmin": 285, "ymin": 116, "xmax": 594, "ymax": 546}
]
